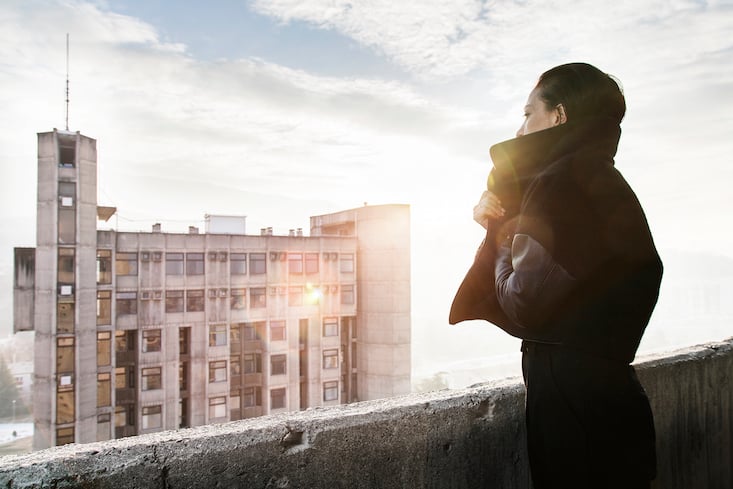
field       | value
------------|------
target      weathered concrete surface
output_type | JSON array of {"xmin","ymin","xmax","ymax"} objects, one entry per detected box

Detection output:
[{"xmin": 1, "ymin": 338, "xmax": 731, "ymax": 489}]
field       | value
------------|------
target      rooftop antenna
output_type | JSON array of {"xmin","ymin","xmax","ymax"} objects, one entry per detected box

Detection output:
[{"xmin": 65, "ymin": 33, "xmax": 70, "ymax": 131}]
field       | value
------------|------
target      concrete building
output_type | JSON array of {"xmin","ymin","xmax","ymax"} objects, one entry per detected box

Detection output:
[{"xmin": 13, "ymin": 129, "xmax": 411, "ymax": 450}]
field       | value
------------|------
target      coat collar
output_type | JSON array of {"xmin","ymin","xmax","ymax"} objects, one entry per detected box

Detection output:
[{"xmin": 488, "ymin": 117, "xmax": 622, "ymax": 186}]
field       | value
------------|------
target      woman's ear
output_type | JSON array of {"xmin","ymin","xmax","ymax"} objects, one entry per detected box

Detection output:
[{"xmin": 555, "ymin": 104, "xmax": 567, "ymax": 125}]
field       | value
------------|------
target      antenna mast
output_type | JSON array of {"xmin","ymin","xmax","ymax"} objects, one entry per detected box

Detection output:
[{"xmin": 65, "ymin": 33, "xmax": 70, "ymax": 131}]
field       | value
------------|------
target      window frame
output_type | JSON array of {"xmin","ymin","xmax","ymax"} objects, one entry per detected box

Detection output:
[
  {"xmin": 165, "ymin": 252, "xmax": 184, "ymax": 275},
  {"xmin": 141, "ymin": 367, "xmax": 162, "ymax": 391},
  {"xmin": 186, "ymin": 252, "xmax": 205, "ymax": 276},
  {"xmin": 209, "ymin": 324, "xmax": 227, "ymax": 347},
  {"xmin": 230, "ymin": 252, "xmax": 247, "ymax": 275},
  {"xmin": 142, "ymin": 329, "xmax": 162, "ymax": 353},
  {"xmin": 270, "ymin": 354, "xmax": 287, "ymax": 376},
  {"xmin": 249, "ymin": 253, "xmax": 266, "ymax": 275},
  {"xmin": 165, "ymin": 290, "xmax": 184, "ymax": 313},
  {"xmin": 209, "ymin": 360, "xmax": 227, "ymax": 383}
]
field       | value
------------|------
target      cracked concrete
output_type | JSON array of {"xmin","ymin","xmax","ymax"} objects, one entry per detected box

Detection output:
[{"xmin": 0, "ymin": 338, "xmax": 731, "ymax": 489}]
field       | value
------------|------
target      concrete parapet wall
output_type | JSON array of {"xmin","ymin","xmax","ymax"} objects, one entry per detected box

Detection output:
[{"xmin": 1, "ymin": 338, "xmax": 731, "ymax": 489}]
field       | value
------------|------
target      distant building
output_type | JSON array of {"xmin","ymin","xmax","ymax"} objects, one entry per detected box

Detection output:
[{"xmin": 14, "ymin": 129, "xmax": 411, "ymax": 450}]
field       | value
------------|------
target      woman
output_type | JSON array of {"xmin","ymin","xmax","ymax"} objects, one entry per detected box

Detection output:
[{"xmin": 450, "ymin": 63, "xmax": 663, "ymax": 488}]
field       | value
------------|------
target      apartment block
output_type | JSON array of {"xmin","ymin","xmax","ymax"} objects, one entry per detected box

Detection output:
[{"xmin": 13, "ymin": 129, "xmax": 411, "ymax": 450}]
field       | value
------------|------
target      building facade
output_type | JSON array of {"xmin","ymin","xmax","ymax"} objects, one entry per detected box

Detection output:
[{"xmin": 14, "ymin": 129, "xmax": 411, "ymax": 450}]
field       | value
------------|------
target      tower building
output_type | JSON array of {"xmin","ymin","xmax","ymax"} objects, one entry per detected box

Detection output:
[{"xmin": 14, "ymin": 129, "xmax": 411, "ymax": 449}]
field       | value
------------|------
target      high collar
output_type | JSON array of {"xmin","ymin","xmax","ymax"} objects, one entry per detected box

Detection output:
[{"xmin": 488, "ymin": 117, "xmax": 622, "ymax": 185}]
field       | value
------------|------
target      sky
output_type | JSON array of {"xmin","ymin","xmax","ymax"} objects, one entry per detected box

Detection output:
[{"xmin": 1, "ymin": 0, "xmax": 732, "ymax": 385}]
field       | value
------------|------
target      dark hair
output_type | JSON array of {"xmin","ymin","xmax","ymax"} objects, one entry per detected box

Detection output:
[{"xmin": 535, "ymin": 63, "xmax": 626, "ymax": 123}]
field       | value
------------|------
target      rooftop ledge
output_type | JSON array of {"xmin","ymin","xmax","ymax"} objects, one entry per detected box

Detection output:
[{"xmin": 2, "ymin": 338, "xmax": 732, "ymax": 489}]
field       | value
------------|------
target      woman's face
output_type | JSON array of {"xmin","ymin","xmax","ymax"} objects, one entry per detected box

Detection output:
[{"xmin": 516, "ymin": 87, "xmax": 565, "ymax": 137}]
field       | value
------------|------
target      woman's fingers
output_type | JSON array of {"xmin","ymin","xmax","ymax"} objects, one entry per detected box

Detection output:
[
  {"xmin": 473, "ymin": 191, "xmax": 505, "ymax": 229},
  {"xmin": 478, "ymin": 191, "xmax": 505, "ymax": 218}
]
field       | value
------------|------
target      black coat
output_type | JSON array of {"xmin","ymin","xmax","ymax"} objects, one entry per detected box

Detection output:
[{"xmin": 450, "ymin": 117, "xmax": 663, "ymax": 364}]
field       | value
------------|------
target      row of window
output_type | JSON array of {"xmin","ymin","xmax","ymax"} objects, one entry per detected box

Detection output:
[
  {"xmin": 112, "ymin": 382, "xmax": 340, "ymax": 431},
  {"xmin": 98, "ymin": 285, "xmax": 354, "ymax": 322},
  {"xmin": 95, "ymin": 317, "xmax": 347, "ymax": 364},
  {"xmin": 106, "ymin": 352, "xmax": 338, "ymax": 391},
  {"xmin": 101, "ymin": 250, "xmax": 355, "ymax": 280}
]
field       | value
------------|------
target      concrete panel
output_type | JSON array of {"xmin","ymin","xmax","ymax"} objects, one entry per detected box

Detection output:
[{"xmin": 1, "ymin": 339, "xmax": 731, "ymax": 489}]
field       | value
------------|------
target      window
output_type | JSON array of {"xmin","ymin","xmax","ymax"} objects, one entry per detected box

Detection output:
[
  {"xmin": 244, "ymin": 322, "xmax": 264, "ymax": 341},
  {"xmin": 58, "ymin": 180, "xmax": 75, "ymax": 201},
  {"xmin": 142, "ymin": 329, "xmax": 161, "ymax": 353},
  {"xmin": 179, "ymin": 327, "xmax": 190, "ymax": 355},
  {"xmin": 58, "ymin": 135, "xmax": 76, "ymax": 167},
  {"xmin": 179, "ymin": 361, "xmax": 188, "ymax": 391},
  {"xmin": 57, "ymin": 300, "xmax": 74, "ymax": 333},
  {"xmin": 340, "ymin": 253, "xmax": 354, "ymax": 273},
  {"xmin": 58, "ymin": 183, "xmax": 76, "ymax": 244},
  {"xmin": 243, "ymin": 353, "xmax": 262, "ymax": 374},
  {"xmin": 57, "ymin": 382, "xmax": 75, "ymax": 424},
  {"xmin": 186, "ymin": 289, "xmax": 205, "ymax": 312},
  {"xmin": 142, "ymin": 367, "xmax": 162, "ymax": 390},
  {"xmin": 230, "ymin": 253, "xmax": 247, "ymax": 275},
  {"xmin": 243, "ymin": 387, "xmax": 262, "ymax": 407},
  {"xmin": 179, "ymin": 399, "xmax": 189, "ymax": 428},
  {"xmin": 209, "ymin": 360, "xmax": 227, "ymax": 383},
  {"xmin": 97, "ymin": 249, "xmax": 112, "ymax": 284},
  {"xmin": 209, "ymin": 324, "xmax": 227, "ymax": 347},
  {"xmin": 115, "ymin": 330, "xmax": 135, "ymax": 353},
  {"xmin": 114, "ymin": 405, "xmax": 127, "ymax": 427},
  {"xmin": 58, "ymin": 247, "xmax": 75, "ymax": 285},
  {"xmin": 249, "ymin": 253, "xmax": 266, "ymax": 275},
  {"xmin": 115, "ymin": 366, "xmax": 131, "ymax": 389},
  {"xmin": 186, "ymin": 253, "xmax": 204, "ymax": 275},
  {"xmin": 305, "ymin": 253, "xmax": 319, "ymax": 274},
  {"xmin": 116, "ymin": 291, "xmax": 137, "ymax": 316},
  {"xmin": 142, "ymin": 405, "xmax": 162, "ymax": 430},
  {"xmin": 97, "ymin": 373, "xmax": 111, "ymax": 407},
  {"xmin": 288, "ymin": 286, "xmax": 303, "ymax": 307},
  {"xmin": 56, "ymin": 427, "xmax": 74, "ymax": 446},
  {"xmin": 58, "ymin": 207, "xmax": 76, "ymax": 244},
  {"xmin": 57, "ymin": 337, "xmax": 74, "ymax": 374},
  {"xmin": 165, "ymin": 253, "xmax": 184, "ymax": 275},
  {"xmin": 97, "ymin": 331, "xmax": 111, "ymax": 366},
  {"xmin": 270, "ymin": 388, "xmax": 286, "ymax": 410},
  {"xmin": 97, "ymin": 290, "xmax": 111, "ymax": 325},
  {"xmin": 165, "ymin": 290, "xmax": 184, "ymax": 313},
  {"xmin": 115, "ymin": 252, "xmax": 138, "ymax": 276},
  {"xmin": 323, "ymin": 317, "xmax": 339, "ymax": 337},
  {"xmin": 288, "ymin": 253, "xmax": 303, "ymax": 274},
  {"xmin": 270, "ymin": 320, "xmax": 286, "ymax": 342},
  {"xmin": 230, "ymin": 357, "xmax": 241, "ymax": 377},
  {"xmin": 341, "ymin": 284, "xmax": 355, "ymax": 305},
  {"xmin": 230, "ymin": 288, "xmax": 246, "ymax": 310},
  {"xmin": 230, "ymin": 324, "xmax": 241, "ymax": 352},
  {"xmin": 270, "ymin": 354, "xmax": 286, "ymax": 376},
  {"xmin": 344, "ymin": 316, "xmax": 357, "ymax": 339},
  {"xmin": 230, "ymin": 392, "xmax": 241, "ymax": 420},
  {"xmin": 250, "ymin": 287, "xmax": 266, "ymax": 308},
  {"xmin": 323, "ymin": 381, "xmax": 339, "ymax": 402},
  {"xmin": 323, "ymin": 349, "xmax": 339, "ymax": 369},
  {"xmin": 299, "ymin": 318, "xmax": 309, "ymax": 347},
  {"xmin": 209, "ymin": 397, "xmax": 226, "ymax": 419}
]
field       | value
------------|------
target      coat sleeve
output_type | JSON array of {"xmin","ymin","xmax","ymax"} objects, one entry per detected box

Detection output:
[{"xmin": 495, "ymin": 233, "xmax": 576, "ymax": 330}]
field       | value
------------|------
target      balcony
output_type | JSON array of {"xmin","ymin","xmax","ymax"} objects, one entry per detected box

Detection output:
[{"xmin": 1, "ymin": 338, "xmax": 731, "ymax": 488}]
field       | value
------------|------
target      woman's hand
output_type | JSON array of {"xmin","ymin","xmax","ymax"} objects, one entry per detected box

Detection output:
[{"xmin": 473, "ymin": 191, "xmax": 505, "ymax": 229}]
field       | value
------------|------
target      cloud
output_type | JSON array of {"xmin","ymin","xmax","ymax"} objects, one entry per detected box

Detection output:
[{"xmin": 0, "ymin": 0, "xmax": 493, "ymax": 234}]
